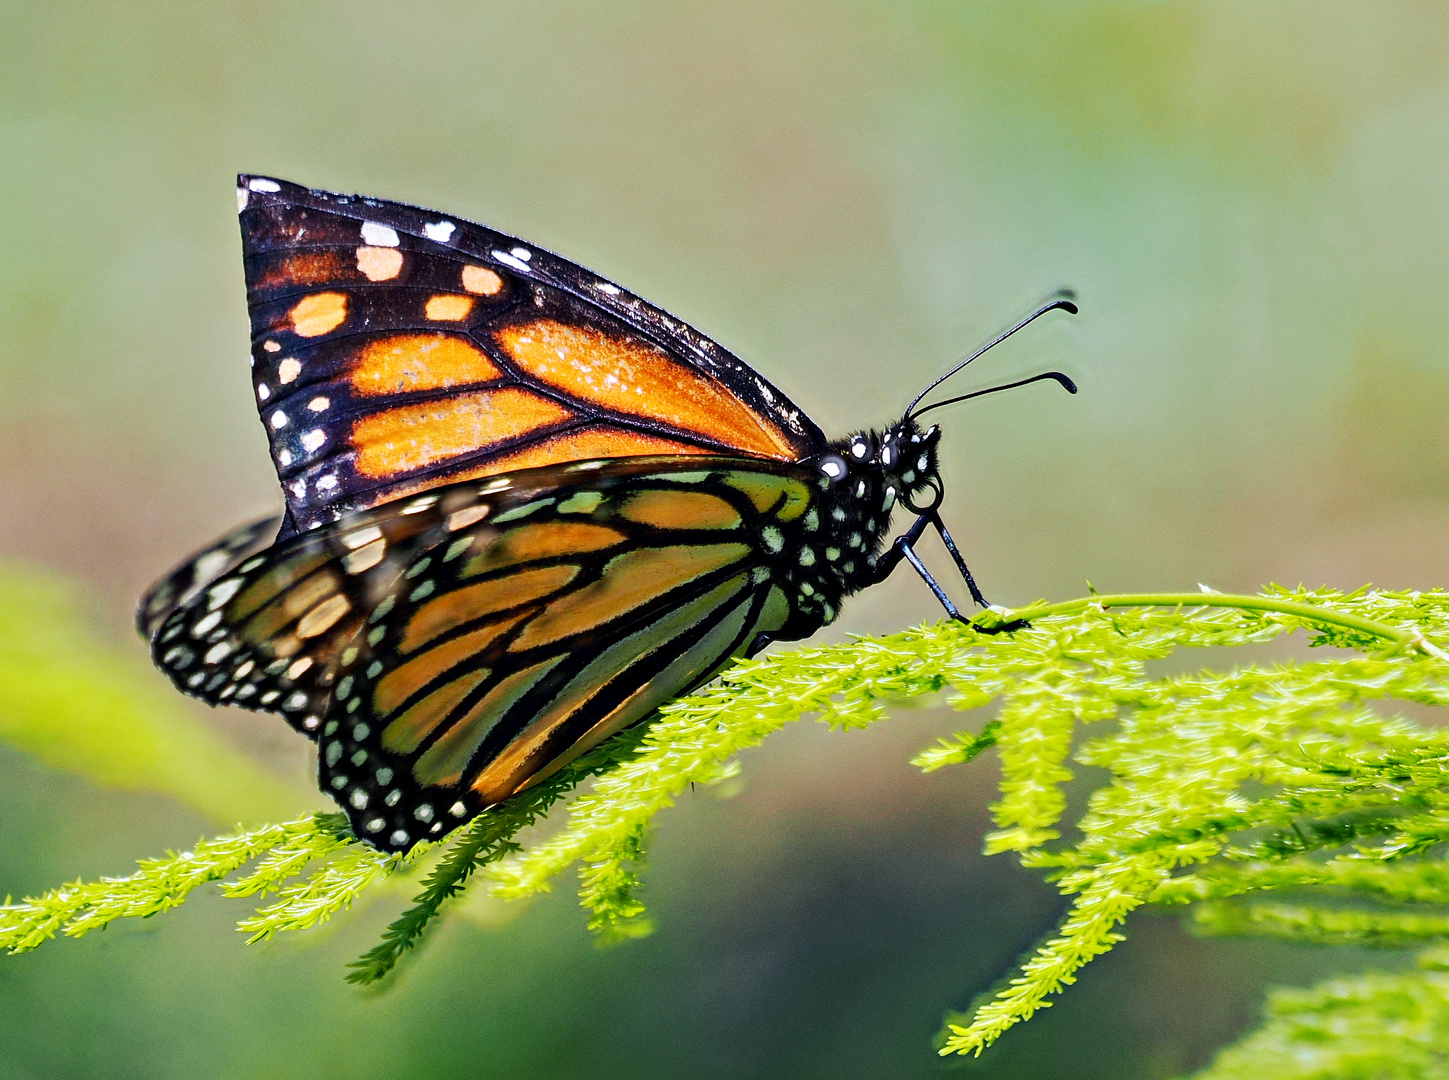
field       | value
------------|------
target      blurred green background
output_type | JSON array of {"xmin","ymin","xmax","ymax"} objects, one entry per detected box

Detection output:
[{"xmin": 3, "ymin": 2, "xmax": 1449, "ymax": 1076}]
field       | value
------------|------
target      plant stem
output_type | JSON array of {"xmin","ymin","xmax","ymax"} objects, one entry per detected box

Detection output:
[{"xmin": 1001, "ymin": 592, "xmax": 1436, "ymax": 655}]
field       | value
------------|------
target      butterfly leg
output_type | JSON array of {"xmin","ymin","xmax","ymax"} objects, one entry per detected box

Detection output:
[
  {"xmin": 869, "ymin": 515, "xmax": 964, "ymax": 616},
  {"xmin": 926, "ymin": 513, "xmax": 1027, "ymax": 631},
  {"xmin": 924, "ymin": 512, "xmax": 990, "ymax": 608},
  {"xmin": 872, "ymin": 514, "xmax": 1025, "ymax": 633},
  {"xmin": 897, "ymin": 542, "xmax": 967, "ymax": 621}
]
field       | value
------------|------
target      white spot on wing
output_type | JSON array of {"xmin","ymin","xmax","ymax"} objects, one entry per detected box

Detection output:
[
  {"xmin": 491, "ymin": 249, "xmax": 531, "ymax": 273},
  {"xmin": 423, "ymin": 220, "xmax": 456, "ymax": 242},
  {"xmin": 237, "ymin": 186, "xmax": 248, "ymax": 212},
  {"xmin": 193, "ymin": 550, "xmax": 230, "ymax": 583},
  {"xmin": 360, "ymin": 221, "xmax": 400, "ymax": 247},
  {"xmin": 248, "ymin": 178, "xmax": 281, "ymax": 193},
  {"xmin": 446, "ymin": 505, "xmax": 489, "ymax": 531},
  {"xmin": 343, "ymin": 538, "xmax": 385, "ymax": 573},
  {"xmin": 278, "ymin": 358, "xmax": 302, "ymax": 384},
  {"xmin": 301, "ymin": 429, "xmax": 326, "ymax": 453},
  {"xmin": 343, "ymin": 526, "xmax": 383, "ymax": 549},
  {"xmin": 270, "ymin": 410, "xmax": 289, "ymax": 429},
  {"xmin": 307, "ymin": 396, "xmax": 330, "ymax": 412},
  {"xmin": 207, "ymin": 576, "xmax": 240, "ymax": 611}
]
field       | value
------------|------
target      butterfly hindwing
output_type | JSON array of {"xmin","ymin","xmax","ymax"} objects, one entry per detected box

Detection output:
[
  {"xmin": 147, "ymin": 487, "xmax": 487, "ymax": 735},
  {"xmin": 238, "ymin": 175, "xmax": 825, "ymax": 538},
  {"xmin": 308, "ymin": 457, "xmax": 809, "ymax": 850},
  {"xmin": 137, "ymin": 515, "xmax": 280, "ymax": 641}
]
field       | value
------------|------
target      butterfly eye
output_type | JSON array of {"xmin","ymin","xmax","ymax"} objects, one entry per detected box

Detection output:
[{"xmin": 819, "ymin": 455, "xmax": 847, "ymax": 482}]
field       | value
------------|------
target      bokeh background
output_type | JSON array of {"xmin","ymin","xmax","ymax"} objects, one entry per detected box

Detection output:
[{"xmin": 3, "ymin": 3, "xmax": 1449, "ymax": 1077}]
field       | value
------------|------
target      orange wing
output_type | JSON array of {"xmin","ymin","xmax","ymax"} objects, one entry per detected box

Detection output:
[{"xmin": 240, "ymin": 176, "xmax": 824, "ymax": 537}]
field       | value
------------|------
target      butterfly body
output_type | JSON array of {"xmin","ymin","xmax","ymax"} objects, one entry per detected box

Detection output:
[{"xmin": 141, "ymin": 176, "xmax": 1061, "ymax": 852}]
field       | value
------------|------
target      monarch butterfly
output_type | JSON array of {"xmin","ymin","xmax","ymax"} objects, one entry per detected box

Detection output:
[{"xmin": 139, "ymin": 176, "xmax": 1076, "ymax": 852}]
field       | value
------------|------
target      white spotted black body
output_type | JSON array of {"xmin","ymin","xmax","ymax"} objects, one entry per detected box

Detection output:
[{"xmin": 755, "ymin": 418, "xmax": 944, "ymax": 643}]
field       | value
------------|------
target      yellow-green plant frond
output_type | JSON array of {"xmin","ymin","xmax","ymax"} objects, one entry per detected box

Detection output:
[{"xmin": 6, "ymin": 586, "xmax": 1449, "ymax": 1067}]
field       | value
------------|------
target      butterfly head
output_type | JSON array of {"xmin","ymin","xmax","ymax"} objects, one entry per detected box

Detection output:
[
  {"xmin": 819, "ymin": 417, "xmax": 942, "ymax": 505},
  {"xmin": 812, "ymin": 416, "xmax": 940, "ymax": 556},
  {"xmin": 879, "ymin": 418, "xmax": 943, "ymax": 511}
]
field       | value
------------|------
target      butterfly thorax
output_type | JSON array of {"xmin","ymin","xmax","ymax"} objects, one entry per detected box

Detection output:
[{"xmin": 763, "ymin": 418, "xmax": 943, "ymax": 641}]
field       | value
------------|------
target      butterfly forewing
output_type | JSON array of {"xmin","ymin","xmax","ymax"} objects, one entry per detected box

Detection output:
[
  {"xmin": 239, "ymin": 176, "xmax": 823, "ymax": 538},
  {"xmin": 309, "ymin": 458, "xmax": 807, "ymax": 849}
]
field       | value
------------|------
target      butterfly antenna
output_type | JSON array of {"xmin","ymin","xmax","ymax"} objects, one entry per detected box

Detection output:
[
  {"xmin": 905, "ymin": 290, "xmax": 1078, "ymax": 419},
  {"xmin": 909, "ymin": 370, "xmax": 1077, "ymax": 420}
]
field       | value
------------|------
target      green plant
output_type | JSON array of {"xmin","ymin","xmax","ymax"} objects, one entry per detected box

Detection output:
[
  {"xmin": 1177, "ymin": 951, "xmax": 1449, "ymax": 1079},
  {"xmin": 5, "ymin": 583, "xmax": 1449, "ymax": 1071}
]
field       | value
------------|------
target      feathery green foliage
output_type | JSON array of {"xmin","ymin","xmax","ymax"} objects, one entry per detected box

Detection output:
[
  {"xmin": 5, "ymin": 584, "xmax": 1449, "ymax": 1070},
  {"xmin": 345, "ymin": 726, "xmax": 649, "ymax": 984},
  {"xmin": 1181, "ymin": 950, "xmax": 1449, "ymax": 1080},
  {"xmin": 0, "ymin": 814, "xmax": 330, "ymax": 951}
]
